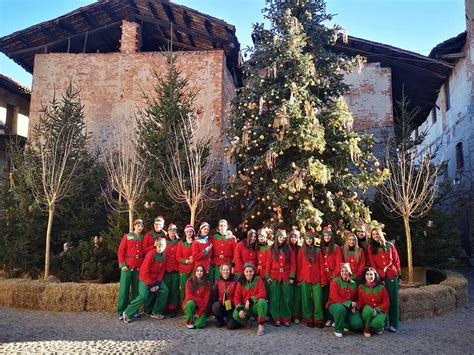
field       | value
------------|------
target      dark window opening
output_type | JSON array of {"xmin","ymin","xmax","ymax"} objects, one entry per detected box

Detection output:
[
  {"xmin": 456, "ymin": 142, "xmax": 464, "ymax": 171},
  {"xmin": 445, "ymin": 80, "xmax": 450, "ymax": 111},
  {"xmin": 432, "ymin": 107, "xmax": 437, "ymax": 124}
]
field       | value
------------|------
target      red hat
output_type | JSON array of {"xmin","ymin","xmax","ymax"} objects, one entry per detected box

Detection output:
[
  {"xmin": 354, "ymin": 223, "xmax": 367, "ymax": 232},
  {"xmin": 305, "ymin": 230, "xmax": 317, "ymax": 238},
  {"xmin": 322, "ymin": 226, "xmax": 333, "ymax": 236},
  {"xmin": 167, "ymin": 223, "xmax": 177, "ymax": 231},
  {"xmin": 199, "ymin": 221, "xmax": 210, "ymax": 230},
  {"xmin": 184, "ymin": 224, "xmax": 195, "ymax": 233},
  {"xmin": 154, "ymin": 216, "xmax": 165, "ymax": 223}
]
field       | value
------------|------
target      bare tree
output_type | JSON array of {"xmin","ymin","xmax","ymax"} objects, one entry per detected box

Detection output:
[
  {"xmin": 379, "ymin": 96, "xmax": 442, "ymax": 284},
  {"xmin": 104, "ymin": 118, "xmax": 150, "ymax": 232},
  {"xmin": 26, "ymin": 125, "xmax": 81, "ymax": 280},
  {"xmin": 159, "ymin": 113, "xmax": 218, "ymax": 226}
]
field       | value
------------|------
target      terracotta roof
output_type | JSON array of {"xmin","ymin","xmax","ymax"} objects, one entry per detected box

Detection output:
[{"xmin": 0, "ymin": 73, "xmax": 31, "ymax": 98}]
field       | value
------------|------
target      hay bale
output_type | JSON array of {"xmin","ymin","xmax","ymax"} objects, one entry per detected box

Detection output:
[
  {"xmin": 441, "ymin": 272, "xmax": 469, "ymax": 307},
  {"xmin": 0, "ymin": 279, "xmax": 18, "ymax": 307},
  {"xmin": 11, "ymin": 280, "xmax": 47, "ymax": 309},
  {"xmin": 400, "ymin": 287, "xmax": 436, "ymax": 320},
  {"xmin": 40, "ymin": 283, "xmax": 88, "ymax": 312},
  {"xmin": 428, "ymin": 285, "xmax": 456, "ymax": 316},
  {"xmin": 85, "ymin": 283, "xmax": 119, "ymax": 313}
]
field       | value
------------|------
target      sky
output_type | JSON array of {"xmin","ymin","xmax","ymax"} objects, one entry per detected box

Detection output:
[{"xmin": 0, "ymin": 0, "xmax": 466, "ymax": 88}]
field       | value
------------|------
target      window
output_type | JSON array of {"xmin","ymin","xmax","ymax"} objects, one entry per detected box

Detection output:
[
  {"xmin": 432, "ymin": 107, "xmax": 437, "ymax": 124},
  {"xmin": 444, "ymin": 80, "xmax": 450, "ymax": 111},
  {"xmin": 456, "ymin": 142, "xmax": 464, "ymax": 171},
  {"xmin": 5, "ymin": 104, "xmax": 15, "ymax": 133}
]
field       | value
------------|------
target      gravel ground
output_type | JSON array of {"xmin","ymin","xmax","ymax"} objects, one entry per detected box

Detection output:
[{"xmin": 1, "ymin": 268, "xmax": 473, "ymax": 354}]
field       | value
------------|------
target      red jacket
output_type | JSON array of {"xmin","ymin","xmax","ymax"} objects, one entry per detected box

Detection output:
[
  {"xmin": 265, "ymin": 245, "xmax": 296, "ymax": 282},
  {"xmin": 176, "ymin": 240, "xmax": 194, "ymax": 274},
  {"xmin": 257, "ymin": 245, "xmax": 271, "ymax": 277},
  {"xmin": 164, "ymin": 239, "xmax": 180, "ymax": 273},
  {"xmin": 182, "ymin": 279, "xmax": 210, "ymax": 317},
  {"xmin": 139, "ymin": 250, "xmax": 166, "ymax": 286},
  {"xmin": 326, "ymin": 277, "xmax": 358, "ymax": 309},
  {"xmin": 142, "ymin": 230, "xmax": 166, "ymax": 255},
  {"xmin": 214, "ymin": 278, "xmax": 237, "ymax": 306},
  {"xmin": 368, "ymin": 242, "xmax": 401, "ymax": 280},
  {"xmin": 191, "ymin": 237, "xmax": 212, "ymax": 271},
  {"xmin": 296, "ymin": 247, "xmax": 326, "ymax": 285},
  {"xmin": 234, "ymin": 276, "xmax": 267, "ymax": 308},
  {"xmin": 117, "ymin": 233, "xmax": 144, "ymax": 269},
  {"xmin": 343, "ymin": 248, "xmax": 366, "ymax": 280},
  {"xmin": 357, "ymin": 283, "xmax": 390, "ymax": 313},
  {"xmin": 321, "ymin": 245, "xmax": 344, "ymax": 281},
  {"xmin": 211, "ymin": 233, "xmax": 236, "ymax": 266},
  {"xmin": 234, "ymin": 241, "xmax": 258, "ymax": 274}
]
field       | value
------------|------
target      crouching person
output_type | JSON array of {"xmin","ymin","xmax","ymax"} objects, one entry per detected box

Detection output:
[
  {"xmin": 230, "ymin": 263, "xmax": 267, "ymax": 336},
  {"xmin": 123, "ymin": 238, "xmax": 169, "ymax": 323},
  {"xmin": 183, "ymin": 265, "xmax": 210, "ymax": 329},
  {"xmin": 211, "ymin": 263, "xmax": 237, "ymax": 328}
]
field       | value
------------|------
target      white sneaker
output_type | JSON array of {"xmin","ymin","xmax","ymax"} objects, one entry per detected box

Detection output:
[
  {"xmin": 325, "ymin": 320, "xmax": 332, "ymax": 327},
  {"xmin": 364, "ymin": 331, "xmax": 371, "ymax": 338},
  {"xmin": 122, "ymin": 312, "xmax": 131, "ymax": 323},
  {"xmin": 294, "ymin": 319, "xmax": 300, "ymax": 324},
  {"xmin": 389, "ymin": 326, "xmax": 397, "ymax": 333},
  {"xmin": 375, "ymin": 328, "xmax": 384, "ymax": 335},
  {"xmin": 257, "ymin": 324, "xmax": 265, "ymax": 336},
  {"xmin": 186, "ymin": 321, "xmax": 195, "ymax": 329},
  {"xmin": 334, "ymin": 331, "xmax": 343, "ymax": 338},
  {"xmin": 150, "ymin": 313, "xmax": 165, "ymax": 320}
]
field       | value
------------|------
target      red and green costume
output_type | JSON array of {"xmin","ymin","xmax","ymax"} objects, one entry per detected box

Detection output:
[
  {"xmin": 289, "ymin": 244, "xmax": 301, "ymax": 322},
  {"xmin": 142, "ymin": 230, "xmax": 166, "ymax": 254},
  {"xmin": 357, "ymin": 283, "xmax": 390, "ymax": 333},
  {"xmin": 176, "ymin": 240, "xmax": 194, "ymax": 303},
  {"xmin": 232, "ymin": 275, "xmax": 267, "ymax": 325},
  {"xmin": 212, "ymin": 277, "xmax": 237, "ymax": 327},
  {"xmin": 191, "ymin": 236, "xmax": 212, "ymax": 272},
  {"xmin": 343, "ymin": 247, "xmax": 366, "ymax": 283},
  {"xmin": 321, "ymin": 244, "xmax": 344, "ymax": 321},
  {"xmin": 182, "ymin": 279, "xmax": 210, "ymax": 329},
  {"xmin": 124, "ymin": 249, "xmax": 169, "ymax": 318},
  {"xmin": 117, "ymin": 232, "xmax": 144, "ymax": 316},
  {"xmin": 233, "ymin": 241, "xmax": 258, "ymax": 279},
  {"xmin": 210, "ymin": 232, "xmax": 237, "ymax": 284},
  {"xmin": 368, "ymin": 241, "xmax": 401, "ymax": 330},
  {"xmin": 163, "ymin": 238, "xmax": 180, "ymax": 312}
]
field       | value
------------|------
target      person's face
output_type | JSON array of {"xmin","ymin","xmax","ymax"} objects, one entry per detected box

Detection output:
[
  {"xmin": 195, "ymin": 266, "xmax": 204, "ymax": 278},
  {"xmin": 185, "ymin": 229, "xmax": 194, "ymax": 240},
  {"xmin": 371, "ymin": 230, "xmax": 381, "ymax": 242},
  {"xmin": 244, "ymin": 267, "xmax": 255, "ymax": 280},
  {"xmin": 323, "ymin": 233, "xmax": 331, "ymax": 243},
  {"xmin": 348, "ymin": 236, "xmax": 357, "ymax": 247},
  {"xmin": 218, "ymin": 223, "xmax": 228, "ymax": 235},
  {"xmin": 365, "ymin": 270, "xmax": 376, "ymax": 283},
  {"xmin": 277, "ymin": 235, "xmax": 286, "ymax": 245},
  {"xmin": 156, "ymin": 243, "xmax": 166, "ymax": 253},
  {"xmin": 154, "ymin": 221, "xmax": 164, "ymax": 232},
  {"xmin": 201, "ymin": 226, "xmax": 210, "ymax": 235},
  {"xmin": 290, "ymin": 235, "xmax": 298, "ymax": 245},
  {"xmin": 220, "ymin": 265, "xmax": 230, "ymax": 280},
  {"xmin": 258, "ymin": 234, "xmax": 267, "ymax": 244},
  {"xmin": 340, "ymin": 267, "xmax": 350, "ymax": 280},
  {"xmin": 134, "ymin": 223, "xmax": 144, "ymax": 233},
  {"xmin": 356, "ymin": 230, "xmax": 366, "ymax": 239},
  {"xmin": 168, "ymin": 229, "xmax": 177, "ymax": 239},
  {"xmin": 305, "ymin": 236, "xmax": 314, "ymax": 246},
  {"xmin": 249, "ymin": 233, "xmax": 257, "ymax": 244}
]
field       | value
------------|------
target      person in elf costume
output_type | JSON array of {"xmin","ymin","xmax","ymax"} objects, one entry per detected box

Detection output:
[
  {"xmin": 265, "ymin": 229, "xmax": 296, "ymax": 327},
  {"xmin": 326, "ymin": 263, "xmax": 363, "ymax": 337},
  {"xmin": 368, "ymin": 225, "xmax": 401, "ymax": 332},
  {"xmin": 210, "ymin": 219, "xmax": 237, "ymax": 286},
  {"xmin": 342, "ymin": 232, "xmax": 367, "ymax": 284},
  {"xmin": 354, "ymin": 222, "xmax": 369, "ymax": 257},
  {"xmin": 230, "ymin": 263, "xmax": 267, "ymax": 336},
  {"xmin": 123, "ymin": 238, "xmax": 169, "ymax": 323},
  {"xmin": 234, "ymin": 229, "xmax": 258, "ymax": 280},
  {"xmin": 211, "ymin": 263, "xmax": 237, "ymax": 328},
  {"xmin": 320, "ymin": 225, "xmax": 344, "ymax": 326},
  {"xmin": 142, "ymin": 216, "xmax": 167, "ymax": 254},
  {"xmin": 357, "ymin": 267, "xmax": 390, "ymax": 337},
  {"xmin": 162, "ymin": 223, "xmax": 180, "ymax": 317},
  {"xmin": 288, "ymin": 229, "xmax": 302, "ymax": 324},
  {"xmin": 297, "ymin": 230, "xmax": 327, "ymax": 328},
  {"xmin": 191, "ymin": 222, "xmax": 213, "ymax": 273},
  {"xmin": 176, "ymin": 224, "xmax": 195, "ymax": 303},
  {"xmin": 117, "ymin": 219, "xmax": 145, "ymax": 320},
  {"xmin": 182, "ymin": 264, "xmax": 211, "ymax": 329},
  {"xmin": 256, "ymin": 229, "xmax": 271, "ymax": 279}
]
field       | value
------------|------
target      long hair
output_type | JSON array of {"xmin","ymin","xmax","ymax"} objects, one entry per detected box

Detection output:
[
  {"xmin": 287, "ymin": 233, "xmax": 300, "ymax": 253},
  {"xmin": 272, "ymin": 237, "xmax": 290, "ymax": 261},
  {"xmin": 342, "ymin": 232, "xmax": 362, "ymax": 263},
  {"xmin": 302, "ymin": 237, "xmax": 318, "ymax": 262},
  {"xmin": 320, "ymin": 234, "xmax": 336, "ymax": 254},
  {"xmin": 370, "ymin": 227, "xmax": 387, "ymax": 253},
  {"xmin": 244, "ymin": 231, "xmax": 258, "ymax": 250},
  {"xmin": 189, "ymin": 264, "xmax": 209, "ymax": 293}
]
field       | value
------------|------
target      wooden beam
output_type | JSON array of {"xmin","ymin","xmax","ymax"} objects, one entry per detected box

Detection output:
[
  {"xmin": 55, "ymin": 20, "xmax": 77, "ymax": 35},
  {"xmin": 439, "ymin": 53, "xmax": 466, "ymax": 60},
  {"xmin": 144, "ymin": 30, "xmax": 198, "ymax": 51},
  {"xmin": 127, "ymin": 0, "xmax": 138, "ymax": 12},
  {"xmin": 102, "ymin": 3, "xmax": 121, "ymax": 22},
  {"xmin": 182, "ymin": 10, "xmax": 192, "ymax": 28},
  {"xmin": 80, "ymin": 12, "xmax": 116, "ymax": 51}
]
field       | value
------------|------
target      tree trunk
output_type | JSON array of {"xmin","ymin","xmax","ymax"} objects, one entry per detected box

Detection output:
[
  {"xmin": 44, "ymin": 204, "xmax": 55, "ymax": 280},
  {"xmin": 402, "ymin": 214, "xmax": 413, "ymax": 284},
  {"xmin": 190, "ymin": 206, "xmax": 196, "ymax": 227},
  {"xmin": 128, "ymin": 206, "xmax": 133, "ymax": 233}
]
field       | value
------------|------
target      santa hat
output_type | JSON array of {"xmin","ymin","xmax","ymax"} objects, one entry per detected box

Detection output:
[
  {"xmin": 305, "ymin": 230, "xmax": 317, "ymax": 239},
  {"xmin": 322, "ymin": 226, "xmax": 333, "ymax": 236},
  {"xmin": 184, "ymin": 224, "xmax": 195, "ymax": 233},
  {"xmin": 154, "ymin": 216, "xmax": 165, "ymax": 223},
  {"xmin": 257, "ymin": 229, "xmax": 267, "ymax": 237},
  {"xmin": 133, "ymin": 219, "xmax": 144, "ymax": 225},
  {"xmin": 218, "ymin": 219, "xmax": 228, "ymax": 226},
  {"xmin": 289, "ymin": 229, "xmax": 301, "ymax": 238},
  {"xmin": 167, "ymin": 223, "xmax": 177, "ymax": 231},
  {"xmin": 275, "ymin": 229, "xmax": 287, "ymax": 238},
  {"xmin": 199, "ymin": 221, "xmax": 210, "ymax": 230},
  {"xmin": 354, "ymin": 223, "xmax": 367, "ymax": 232}
]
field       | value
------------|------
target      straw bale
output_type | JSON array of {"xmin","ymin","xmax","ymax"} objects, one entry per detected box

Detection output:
[
  {"xmin": 11, "ymin": 280, "xmax": 47, "ymax": 309},
  {"xmin": 400, "ymin": 287, "xmax": 436, "ymax": 320},
  {"xmin": 441, "ymin": 272, "xmax": 469, "ymax": 307},
  {"xmin": 39, "ymin": 283, "xmax": 88, "ymax": 312},
  {"xmin": 85, "ymin": 283, "xmax": 119, "ymax": 313}
]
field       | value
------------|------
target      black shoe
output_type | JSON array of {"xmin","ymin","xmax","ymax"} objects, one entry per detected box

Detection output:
[
  {"xmin": 168, "ymin": 309, "xmax": 177, "ymax": 318},
  {"xmin": 273, "ymin": 321, "xmax": 281, "ymax": 327},
  {"xmin": 307, "ymin": 322, "xmax": 315, "ymax": 328},
  {"xmin": 216, "ymin": 321, "xmax": 225, "ymax": 328},
  {"xmin": 316, "ymin": 323, "xmax": 324, "ymax": 329}
]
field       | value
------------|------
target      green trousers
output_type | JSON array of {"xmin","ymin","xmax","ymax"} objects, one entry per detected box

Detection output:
[
  {"xmin": 361, "ymin": 305, "xmax": 386, "ymax": 331},
  {"xmin": 289, "ymin": 282, "xmax": 302, "ymax": 320},
  {"xmin": 117, "ymin": 268, "xmax": 139, "ymax": 315},
  {"xmin": 125, "ymin": 280, "xmax": 169, "ymax": 318},
  {"xmin": 232, "ymin": 299, "xmax": 268, "ymax": 325},
  {"xmin": 322, "ymin": 285, "xmax": 331, "ymax": 321},
  {"xmin": 164, "ymin": 271, "xmax": 180, "ymax": 310},
  {"xmin": 178, "ymin": 272, "xmax": 191, "ymax": 304},
  {"xmin": 300, "ymin": 281, "xmax": 324, "ymax": 323},
  {"xmin": 209, "ymin": 265, "xmax": 219, "ymax": 286},
  {"xmin": 269, "ymin": 280, "xmax": 291, "ymax": 322},
  {"xmin": 385, "ymin": 276, "xmax": 400, "ymax": 330},
  {"xmin": 183, "ymin": 300, "xmax": 207, "ymax": 328},
  {"xmin": 328, "ymin": 303, "xmax": 363, "ymax": 334}
]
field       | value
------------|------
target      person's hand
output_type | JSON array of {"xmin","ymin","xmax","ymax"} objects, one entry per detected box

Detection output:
[
  {"xmin": 239, "ymin": 310, "xmax": 246, "ymax": 319},
  {"xmin": 121, "ymin": 266, "xmax": 128, "ymax": 271},
  {"xmin": 267, "ymin": 278, "xmax": 272, "ymax": 284},
  {"xmin": 245, "ymin": 300, "xmax": 250, "ymax": 309},
  {"xmin": 150, "ymin": 286, "xmax": 158, "ymax": 292},
  {"xmin": 289, "ymin": 279, "xmax": 294, "ymax": 284},
  {"xmin": 351, "ymin": 301, "xmax": 357, "ymax": 308},
  {"xmin": 372, "ymin": 309, "xmax": 377, "ymax": 317}
]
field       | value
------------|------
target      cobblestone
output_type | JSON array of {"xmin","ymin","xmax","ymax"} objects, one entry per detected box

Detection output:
[{"xmin": 1, "ymin": 269, "xmax": 473, "ymax": 354}]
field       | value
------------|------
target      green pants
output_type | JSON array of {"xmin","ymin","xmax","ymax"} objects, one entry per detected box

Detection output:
[
  {"xmin": 322, "ymin": 285, "xmax": 331, "ymax": 321},
  {"xmin": 290, "ymin": 282, "xmax": 302, "ymax": 320},
  {"xmin": 300, "ymin": 281, "xmax": 324, "ymax": 323},
  {"xmin": 183, "ymin": 300, "xmax": 207, "ymax": 328},
  {"xmin": 117, "ymin": 268, "xmax": 139, "ymax": 315},
  {"xmin": 232, "ymin": 299, "xmax": 268, "ymax": 325},
  {"xmin": 269, "ymin": 280, "xmax": 291, "ymax": 322},
  {"xmin": 385, "ymin": 276, "xmax": 400, "ymax": 330},
  {"xmin": 328, "ymin": 303, "xmax": 363, "ymax": 334},
  {"xmin": 164, "ymin": 271, "xmax": 179, "ymax": 310},
  {"xmin": 209, "ymin": 264, "xmax": 219, "ymax": 286},
  {"xmin": 178, "ymin": 272, "xmax": 191, "ymax": 304},
  {"xmin": 125, "ymin": 280, "xmax": 169, "ymax": 318},
  {"xmin": 361, "ymin": 305, "xmax": 386, "ymax": 331}
]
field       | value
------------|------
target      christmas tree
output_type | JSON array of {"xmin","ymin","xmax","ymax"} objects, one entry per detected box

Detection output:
[{"xmin": 227, "ymin": 0, "xmax": 388, "ymax": 234}]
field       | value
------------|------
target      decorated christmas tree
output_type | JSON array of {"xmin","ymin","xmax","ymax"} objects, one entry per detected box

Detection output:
[{"xmin": 227, "ymin": 0, "xmax": 388, "ymax": 234}]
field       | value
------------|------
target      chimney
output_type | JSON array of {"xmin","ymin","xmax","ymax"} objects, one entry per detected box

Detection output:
[{"xmin": 120, "ymin": 20, "xmax": 140, "ymax": 53}]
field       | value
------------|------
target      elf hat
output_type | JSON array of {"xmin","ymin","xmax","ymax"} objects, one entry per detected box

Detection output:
[
  {"xmin": 218, "ymin": 219, "xmax": 228, "ymax": 226},
  {"xmin": 354, "ymin": 223, "xmax": 367, "ymax": 232},
  {"xmin": 184, "ymin": 224, "xmax": 195, "ymax": 233},
  {"xmin": 243, "ymin": 263, "xmax": 256, "ymax": 270},
  {"xmin": 199, "ymin": 221, "xmax": 210, "ymax": 230},
  {"xmin": 275, "ymin": 229, "xmax": 287, "ymax": 238},
  {"xmin": 289, "ymin": 229, "xmax": 301, "ymax": 238},
  {"xmin": 305, "ymin": 230, "xmax": 317, "ymax": 239},
  {"xmin": 154, "ymin": 238, "xmax": 166, "ymax": 247},
  {"xmin": 247, "ymin": 229, "xmax": 257, "ymax": 237},
  {"xmin": 322, "ymin": 226, "xmax": 333, "ymax": 236},
  {"xmin": 133, "ymin": 219, "xmax": 144, "ymax": 226},
  {"xmin": 167, "ymin": 223, "xmax": 177, "ymax": 231},
  {"xmin": 257, "ymin": 229, "xmax": 267, "ymax": 237},
  {"xmin": 154, "ymin": 216, "xmax": 165, "ymax": 223}
]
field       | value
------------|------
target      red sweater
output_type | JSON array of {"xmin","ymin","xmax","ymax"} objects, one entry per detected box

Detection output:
[
  {"xmin": 326, "ymin": 277, "xmax": 358, "ymax": 309},
  {"xmin": 211, "ymin": 233, "xmax": 236, "ymax": 266},
  {"xmin": 321, "ymin": 245, "xmax": 344, "ymax": 282},
  {"xmin": 234, "ymin": 276, "xmax": 267, "ymax": 309},
  {"xmin": 139, "ymin": 250, "xmax": 166, "ymax": 286},
  {"xmin": 367, "ymin": 242, "xmax": 401, "ymax": 280},
  {"xmin": 214, "ymin": 278, "xmax": 237, "ymax": 306},
  {"xmin": 117, "ymin": 233, "xmax": 144, "ymax": 269},
  {"xmin": 182, "ymin": 279, "xmax": 210, "ymax": 316},
  {"xmin": 176, "ymin": 240, "xmax": 194, "ymax": 274},
  {"xmin": 257, "ymin": 245, "xmax": 271, "ymax": 277},
  {"xmin": 265, "ymin": 245, "xmax": 296, "ymax": 282},
  {"xmin": 164, "ymin": 239, "xmax": 180, "ymax": 273},
  {"xmin": 343, "ymin": 248, "xmax": 366, "ymax": 280},
  {"xmin": 357, "ymin": 284, "xmax": 390, "ymax": 313},
  {"xmin": 296, "ymin": 247, "xmax": 326, "ymax": 285},
  {"xmin": 142, "ymin": 230, "xmax": 166, "ymax": 255},
  {"xmin": 234, "ymin": 241, "xmax": 258, "ymax": 274},
  {"xmin": 191, "ymin": 237, "xmax": 212, "ymax": 271}
]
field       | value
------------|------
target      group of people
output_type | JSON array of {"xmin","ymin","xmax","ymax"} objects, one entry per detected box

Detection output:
[{"xmin": 117, "ymin": 216, "xmax": 401, "ymax": 337}]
